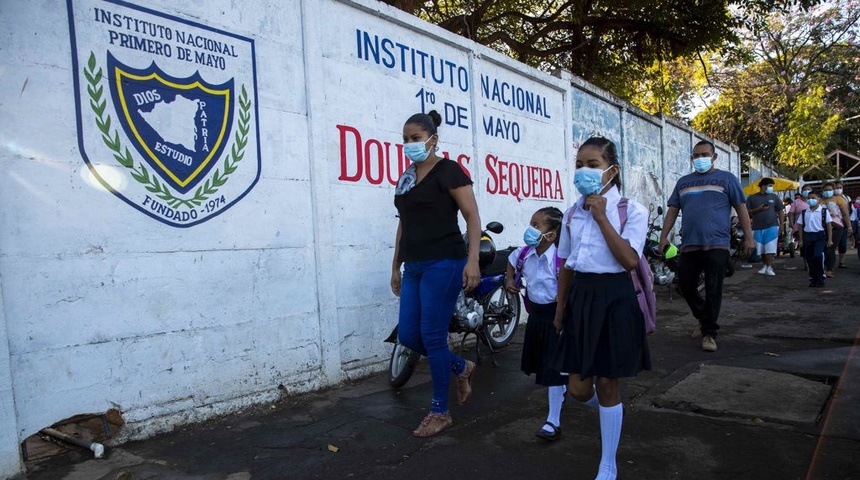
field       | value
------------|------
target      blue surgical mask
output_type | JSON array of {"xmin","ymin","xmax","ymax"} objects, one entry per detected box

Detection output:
[
  {"xmin": 801, "ymin": 190, "xmax": 811, "ymax": 197},
  {"xmin": 692, "ymin": 157, "xmax": 713, "ymax": 173},
  {"xmin": 765, "ymin": 186, "xmax": 774, "ymax": 194},
  {"xmin": 574, "ymin": 166, "xmax": 614, "ymax": 197},
  {"xmin": 808, "ymin": 199, "xmax": 818, "ymax": 207},
  {"xmin": 403, "ymin": 137, "xmax": 433, "ymax": 163},
  {"xmin": 523, "ymin": 226, "xmax": 545, "ymax": 247},
  {"xmin": 822, "ymin": 190, "xmax": 834, "ymax": 199}
]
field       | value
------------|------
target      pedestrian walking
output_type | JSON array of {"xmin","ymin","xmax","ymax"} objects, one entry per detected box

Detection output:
[
  {"xmin": 659, "ymin": 140, "xmax": 754, "ymax": 352},
  {"xmin": 505, "ymin": 207, "xmax": 566, "ymax": 441},
  {"xmin": 391, "ymin": 110, "xmax": 481, "ymax": 437},
  {"xmin": 553, "ymin": 137, "xmax": 651, "ymax": 480},
  {"xmin": 791, "ymin": 188, "xmax": 812, "ymax": 270},
  {"xmin": 851, "ymin": 196, "xmax": 860, "ymax": 252},
  {"xmin": 791, "ymin": 188, "xmax": 811, "ymax": 227},
  {"xmin": 796, "ymin": 192, "xmax": 833, "ymax": 287},
  {"xmin": 834, "ymin": 181, "xmax": 854, "ymax": 261},
  {"xmin": 820, "ymin": 182, "xmax": 850, "ymax": 276},
  {"xmin": 746, "ymin": 178, "xmax": 785, "ymax": 275}
]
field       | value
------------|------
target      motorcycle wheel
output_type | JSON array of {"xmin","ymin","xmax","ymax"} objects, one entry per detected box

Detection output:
[
  {"xmin": 388, "ymin": 341, "xmax": 420, "ymax": 388},
  {"xmin": 789, "ymin": 243, "xmax": 796, "ymax": 258},
  {"xmin": 483, "ymin": 285, "xmax": 521, "ymax": 349}
]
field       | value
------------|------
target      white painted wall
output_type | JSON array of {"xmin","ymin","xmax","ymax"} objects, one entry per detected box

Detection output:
[{"xmin": 0, "ymin": 0, "xmax": 741, "ymax": 475}]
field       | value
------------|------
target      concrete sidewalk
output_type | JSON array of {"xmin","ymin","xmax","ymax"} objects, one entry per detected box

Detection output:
[{"xmin": 18, "ymin": 252, "xmax": 860, "ymax": 480}]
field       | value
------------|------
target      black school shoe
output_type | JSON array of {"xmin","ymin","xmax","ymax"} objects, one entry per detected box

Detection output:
[{"xmin": 535, "ymin": 422, "xmax": 561, "ymax": 441}]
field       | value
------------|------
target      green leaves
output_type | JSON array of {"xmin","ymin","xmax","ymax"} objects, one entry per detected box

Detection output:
[
  {"xmin": 776, "ymin": 86, "xmax": 840, "ymax": 171},
  {"xmin": 693, "ymin": 3, "xmax": 859, "ymax": 169}
]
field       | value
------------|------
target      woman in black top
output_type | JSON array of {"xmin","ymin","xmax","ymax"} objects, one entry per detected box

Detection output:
[{"xmin": 391, "ymin": 110, "xmax": 482, "ymax": 437}]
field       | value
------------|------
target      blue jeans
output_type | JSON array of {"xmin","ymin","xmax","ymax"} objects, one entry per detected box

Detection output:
[{"xmin": 398, "ymin": 258, "xmax": 467, "ymax": 414}]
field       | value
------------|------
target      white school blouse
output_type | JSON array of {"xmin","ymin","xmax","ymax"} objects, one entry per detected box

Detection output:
[
  {"xmin": 796, "ymin": 207, "xmax": 831, "ymax": 233},
  {"xmin": 558, "ymin": 186, "xmax": 648, "ymax": 274},
  {"xmin": 507, "ymin": 244, "xmax": 559, "ymax": 304}
]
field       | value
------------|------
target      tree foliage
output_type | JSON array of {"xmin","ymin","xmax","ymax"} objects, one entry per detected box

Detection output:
[
  {"xmin": 776, "ymin": 86, "xmax": 841, "ymax": 171},
  {"xmin": 380, "ymin": 0, "xmax": 823, "ymax": 116},
  {"xmin": 692, "ymin": 2, "xmax": 860, "ymax": 167}
]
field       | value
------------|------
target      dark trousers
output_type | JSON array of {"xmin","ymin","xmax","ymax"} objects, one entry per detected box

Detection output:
[
  {"xmin": 824, "ymin": 225, "xmax": 843, "ymax": 271},
  {"xmin": 837, "ymin": 224, "xmax": 848, "ymax": 254},
  {"xmin": 802, "ymin": 231, "xmax": 826, "ymax": 282},
  {"xmin": 678, "ymin": 249, "xmax": 729, "ymax": 338}
]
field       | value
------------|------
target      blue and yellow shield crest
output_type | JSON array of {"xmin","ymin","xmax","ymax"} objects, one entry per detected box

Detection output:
[{"xmin": 108, "ymin": 53, "xmax": 234, "ymax": 194}]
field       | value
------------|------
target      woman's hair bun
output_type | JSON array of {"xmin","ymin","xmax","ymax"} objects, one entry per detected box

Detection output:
[{"xmin": 427, "ymin": 110, "xmax": 442, "ymax": 127}]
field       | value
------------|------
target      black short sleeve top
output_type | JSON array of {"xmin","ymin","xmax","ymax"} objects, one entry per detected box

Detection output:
[{"xmin": 394, "ymin": 159, "xmax": 473, "ymax": 262}]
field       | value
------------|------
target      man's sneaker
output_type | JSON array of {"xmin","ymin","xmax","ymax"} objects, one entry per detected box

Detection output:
[
  {"xmin": 757, "ymin": 266, "xmax": 768, "ymax": 275},
  {"xmin": 702, "ymin": 336, "xmax": 718, "ymax": 352},
  {"xmin": 691, "ymin": 325, "xmax": 702, "ymax": 338},
  {"xmin": 765, "ymin": 266, "xmax": 776, "ymax": 276}
]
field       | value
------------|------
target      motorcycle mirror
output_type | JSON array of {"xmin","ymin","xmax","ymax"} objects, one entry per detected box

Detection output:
[
  {"xmin": 486, "ymin": 222, "xmax": 504, "ymax": 234},
  {"xmin": 648, "ymin": 203, "xmax": 655, "ymax": 212},
  {"xmin": 657, "ymin": 206, "xmax": 664, "ymax": 216}
]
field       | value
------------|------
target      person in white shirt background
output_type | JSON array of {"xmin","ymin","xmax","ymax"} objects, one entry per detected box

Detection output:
[
  {"xmin": 552, "ymin": 137, "xmax": 650, "ymax": 480},
  {"xmin": 796, "ymin": 191, "xmax": 833, "ymax": 287}
]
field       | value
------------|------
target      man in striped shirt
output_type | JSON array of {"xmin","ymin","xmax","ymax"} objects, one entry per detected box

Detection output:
[{"xmin": 659, "ymin": 140, "xmax": 754, "ymax": 352}]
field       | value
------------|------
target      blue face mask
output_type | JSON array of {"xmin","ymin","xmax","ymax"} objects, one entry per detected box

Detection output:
[
  {"xmin": 765, "ymin": 186, "xmax": 774, "ymax": 194},
  {"xmin": 523, "ymin": 226, "xmax": 545, "ymax": 247},
  {"xmin": 822, "ymin": 190, "xmax": 834, "ymax": 199},
  {"xmin": 808, "ymin": 199, "xmax": 818, "ymax": 207},
  {"xmin": 801, "ymin": 190, "xmax": 811, "ymax": 197},
  {"xmin": 403, "ymin": 137, "xmax": 433, "ymax": 163},
  {"xmin": 692, "ymin": 157, "xmax": 712, "ymax": 173},
  {"xmin": 574, "ymin": 166, "xmax": 614, "ymax": 197}
]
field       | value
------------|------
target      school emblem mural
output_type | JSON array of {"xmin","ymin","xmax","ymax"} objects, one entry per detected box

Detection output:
[{"xmin": 67, "ymin": 0, "xmax": 260, "ymax": 227}]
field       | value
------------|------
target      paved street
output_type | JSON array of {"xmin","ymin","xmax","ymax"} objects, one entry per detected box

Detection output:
[{"xmin": 19, "ymin": 252, "xmax": 860, "ymax": 480}]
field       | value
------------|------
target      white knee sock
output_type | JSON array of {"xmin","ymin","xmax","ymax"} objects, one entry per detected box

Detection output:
[
  {"xmin": 543, "ymin": 386, "xmax": 565, "ymax": 431},
  {"xmin": 596, "ymin": 403, "xmax": 623, "ymax": 480}
]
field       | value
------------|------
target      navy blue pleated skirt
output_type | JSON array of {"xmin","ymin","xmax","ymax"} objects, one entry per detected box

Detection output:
[
  {"xmin": 552, "ymin": 272, "xmax": 651, "ymax": 379},
  {"xmin": 520, "ymin": 300, "xmax": 565, "ymax": 386}
]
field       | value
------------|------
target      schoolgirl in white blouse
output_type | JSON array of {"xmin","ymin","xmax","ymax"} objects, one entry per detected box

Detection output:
[{"xmin": 553, "ymin": 137, "xmax": 651, "ymax": 480}]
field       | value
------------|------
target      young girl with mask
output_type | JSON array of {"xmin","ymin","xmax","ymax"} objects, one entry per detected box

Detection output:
[
  {"xmin": 392, "ymin": 110, "xmax": 483, "ymax": 437},
  {"xmin": 505, "ymin": 207, "xmax": 566, "ymax": 441},
  {"xmin": 553, "ymin": 137, "xmax": 651, "ymax": 480}
]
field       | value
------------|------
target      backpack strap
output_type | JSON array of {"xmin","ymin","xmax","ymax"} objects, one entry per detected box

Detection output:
[
  {"xmin": 513, "ymin": 246, "xmax": 532, "ymax": 288},
  {"xmin": 618, "ymin": 197, "xmax": 629, "ymax": 233},
  {"xmin": 516, "ymin": 245, "xmax": 563, "ymax": 280},
  {"xmin": 516, "ymin": 245, "xmax": 531, "ymax": 270}
]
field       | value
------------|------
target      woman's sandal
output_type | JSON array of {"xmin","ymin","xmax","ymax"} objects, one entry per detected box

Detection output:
[
  {"xmin": 412, "ymin": 412, "xmax": 453, "ymax": 437},
  {"xmin": 457, "ymin": 360, "xmax": 476, "ymax": 404},
  {"xmin": 535, "ymin": 422, "xmax": 561, "ymax": 441}
]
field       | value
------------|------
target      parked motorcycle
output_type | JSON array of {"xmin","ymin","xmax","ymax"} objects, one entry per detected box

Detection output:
[
  {"xmin": 645, "ymin": 206, "xmax": 704, "ymax": 298},
  {"xmin": 385, "ymin": 221, "xmax": 522, "ymax": 388}
]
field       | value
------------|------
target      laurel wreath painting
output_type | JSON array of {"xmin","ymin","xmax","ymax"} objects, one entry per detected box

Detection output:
[{"xmin": 84, "ymin": 52, "xmax": 249, "ymax": 209}]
